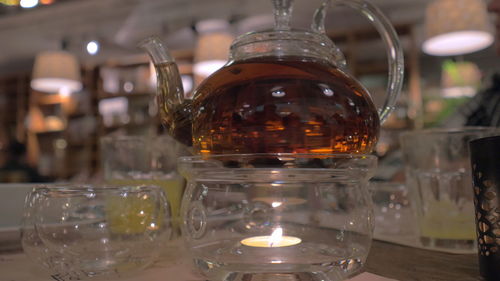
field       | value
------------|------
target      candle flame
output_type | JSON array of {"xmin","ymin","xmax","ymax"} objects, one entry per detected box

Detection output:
[{"xmin": 269, "ymin": 227, "xmax": 283, "ymax": 247}]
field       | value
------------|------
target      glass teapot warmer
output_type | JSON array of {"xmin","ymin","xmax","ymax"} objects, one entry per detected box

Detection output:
[{"xmin": 143, "ymin": 0, "xmax": 403, "ymax": 280}]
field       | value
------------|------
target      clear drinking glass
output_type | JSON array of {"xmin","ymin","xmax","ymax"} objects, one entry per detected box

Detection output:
[
  {"xmin": 178, "ymin": 154, "xmax": 377, "ymax": 281},
  {"xmin": 400, "ymin": 127, "xmax": 500, "ymax": 251},
  {"xmin": 21, "ymin": 184, "xmax": 171, "ymax": 279},
  {"xmin": 101, "ymin": 135, "xmax": 187, "ymax": 234}
]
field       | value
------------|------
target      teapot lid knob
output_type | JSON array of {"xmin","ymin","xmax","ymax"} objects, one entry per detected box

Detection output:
[{"xmin": 272, "ymin": 0, "xmax": 294, "ymax": 31}]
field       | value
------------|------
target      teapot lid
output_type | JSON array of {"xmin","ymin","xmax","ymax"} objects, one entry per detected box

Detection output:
[{"xmin": 229, "ymin": 0, "xmax": 346, "ymax": 69}]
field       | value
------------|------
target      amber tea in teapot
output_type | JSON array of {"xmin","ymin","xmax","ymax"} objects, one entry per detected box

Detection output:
[
  {"xmin": 144, "ymin": 0, "xmax": 404, "ymax": 155},
  {"xmin": 171, "ymin": 57, "xmax": 379, "ymax": 154}
]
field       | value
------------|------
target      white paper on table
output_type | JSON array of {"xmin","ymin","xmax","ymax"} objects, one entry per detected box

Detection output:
[{"xmin": 349, "ymin": 272, "xmax": 399, "ymax": 281}]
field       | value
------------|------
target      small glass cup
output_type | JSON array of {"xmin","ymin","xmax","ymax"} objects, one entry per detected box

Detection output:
[
  {"xmin": 21, "ymin": 184, "xmax": 171, "ymax": 279},
  {"xmin": 178, "ymin": 153, "xmax": 377, "ymax": 281},
  {"xmin": 400, "ymin": 127, "xmax": 500, "ymax": 251}
]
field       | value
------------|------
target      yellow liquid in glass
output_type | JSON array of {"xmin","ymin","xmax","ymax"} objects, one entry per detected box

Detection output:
[
  {"xmin": 106, "ymin": 194, "xmax": 160, "ymax": 235},
  {"xmin": 107, "ymin": 177, "xmax": 185, "ymax": 234},
  {"xmin": 419, "ymin": 200, "xmax": 476, "ymax": 240}
]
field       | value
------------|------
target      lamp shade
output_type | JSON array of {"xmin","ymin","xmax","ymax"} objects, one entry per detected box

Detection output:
[
  {"xmin": 193, "ymin": 19, "xmax": 234, "ymax": 78},
  {"xmin": 423, "ymin": 0, "xmax": 494, "ymax": 56},
  {"xmin": 193, "ymin": 32, "xmax": 234, "ymax": 77},
  {"xmin": 31, "ymin": 51, "xmax": 82, "ymax": 93}
]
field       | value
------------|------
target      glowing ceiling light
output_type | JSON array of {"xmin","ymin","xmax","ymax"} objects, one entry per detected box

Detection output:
[
  {"xmin": 20, "ymin": 0, "xmax": 38, "ymax": 8},
  {"xmin": 86, "ymin": 40, "xmax": 99, "ymax": 55}
]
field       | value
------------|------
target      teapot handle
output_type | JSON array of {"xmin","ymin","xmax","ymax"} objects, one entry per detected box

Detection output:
[{"xmin": 316, "ymin": 0, "xmax": 404, "ymax": 123}]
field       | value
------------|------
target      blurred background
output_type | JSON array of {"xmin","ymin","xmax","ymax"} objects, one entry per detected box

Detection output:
[{"xmin": 0, "ymin": 0, "xmax": 497, "ymax": 182}]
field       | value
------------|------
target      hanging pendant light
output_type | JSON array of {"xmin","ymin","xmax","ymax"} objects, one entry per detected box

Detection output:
[
  {"xmin": 423, "ymin": 0, "xmax": 494, "ymax": 56},
  {"xmin": 193, "ymin": 19, "xmax": 234, "ymax": 79},
  {"xmin": 31, "ymin": 51, "xmax": 83, "ymax": 93}
]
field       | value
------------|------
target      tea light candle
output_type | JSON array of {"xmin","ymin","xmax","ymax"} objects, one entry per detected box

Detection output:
[{"xmin": 241, "ymin": 228, "xmax": 301, "ymax": 248}]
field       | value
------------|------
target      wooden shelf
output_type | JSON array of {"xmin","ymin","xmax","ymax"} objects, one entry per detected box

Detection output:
[
  {"xmin": 178, "ymin": 64, "xmax": 193, "ymax": 75},
  {"xmin": 97, "ymin": 91, "xmax": 153, "ymax": 100},
  {"xmin": 67, "ymin": 143, "xmax": 88, "ymax": 148},
  {"xmin": 67, "ymin": 112, "xmax": 88, "ymax": 119},
  {"xmin": 37, "ymin": 94, "xmax": 66, "ymax": 105},
  {"xmin": 102, "ymin": 119, "xmax": 156, "ymax": 131},
  {"xmin": 34, "ymin": 129, "xmax": 64, "ymax": 135},
  {"xmin": 91, "ymin": 50, "xmax": 194, "ymax": 175},
  {"xmin": 328, "ymin": 23, "xmax": 413, "ymax": 44},
  {"xmin": 103, "ymin": 50, "xmax": 194, "ymax": 68},
  {"xmin": 26, "ymin": 68, "xmax": 98, "ymax": 180}
]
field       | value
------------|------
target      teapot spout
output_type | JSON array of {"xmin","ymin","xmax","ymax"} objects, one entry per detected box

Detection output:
[
  {"xmin": 141, "ymin": 37, "xmax": 175, "ymax": 66},
  {"xmin": 140, "ymin": 37, "xmax": 193, "ymax": 146}
]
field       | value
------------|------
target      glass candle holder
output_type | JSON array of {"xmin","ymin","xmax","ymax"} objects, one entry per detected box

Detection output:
[
  {"xmin": 21, "ymin": 184, "xmax": 171, "ymax": 279},
  {"xmin": 178, "ymin": 154, "xmax": 377, "ymax": 281},
  {"xmin": 470, "ymin": 136, "xmax": 500, "ymax": 281}
]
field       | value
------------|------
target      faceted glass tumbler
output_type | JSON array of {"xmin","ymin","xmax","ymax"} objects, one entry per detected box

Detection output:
[
  {"xmin": 401, "ymin": 127, "xmax": 500, "ymax": 251},
  {"xmin": 178, "ymin": 154, "xmax": 377, "ymax": 281},
  {"xmin": 101, "ymin": 135, "xmax": 187, "ymax": 236},
  {"xmin": 21, "ymin": 184, "xmax": 171, "ymax": 280}
]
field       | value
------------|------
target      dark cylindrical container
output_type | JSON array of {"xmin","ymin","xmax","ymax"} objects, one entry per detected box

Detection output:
[{"xmin": 470, "ymin": 135, "xmax": 500, "ymax": 281}]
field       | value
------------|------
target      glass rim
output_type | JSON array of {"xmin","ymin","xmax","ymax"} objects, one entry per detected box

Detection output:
[
  {"xmin": 400, "ymin": 126, "xmax": 500, "ymax": 138},
  {"xmin": 232, "ymin": 30, "xmax": 336, "ymax": 48},
  {"xmin": 469, "ymin": 135, "xmax": 500, "ymax": 145},
  {"xmin": 31, "ymin": 184, "xmax": 163, "ymax": 196},
  {"xmin": 179, "ymin": 153, "xmax": 377, "ymax": 162}
]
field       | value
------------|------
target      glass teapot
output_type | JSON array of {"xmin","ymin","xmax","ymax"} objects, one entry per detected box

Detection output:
[{"xmin": 142, "ymin": 0, "xmax": 404, "ymax": 155}]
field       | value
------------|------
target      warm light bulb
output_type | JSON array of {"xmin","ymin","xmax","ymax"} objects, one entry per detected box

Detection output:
[
  {"xmin": 20, "ymin": 0, "xmax": 38, "ymax": 8},
  {"xmin": 86, "ymin": 40, "xmax": 99, "ymax": 55}
]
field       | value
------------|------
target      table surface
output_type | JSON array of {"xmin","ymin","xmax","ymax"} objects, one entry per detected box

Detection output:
[
  {"xmin": 366, "ymin": 240, "xmax": 478, "ymax": 281},
  {"xmin": 0, "ymin": 231, "xmax": 479, "ymax": 281}
]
